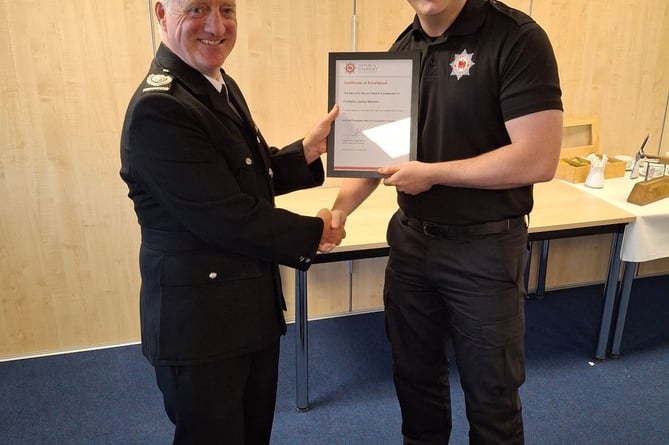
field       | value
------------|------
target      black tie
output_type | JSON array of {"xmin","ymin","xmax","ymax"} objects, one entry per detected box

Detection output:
[{"xmin": 221, "ymin": 82, "xmax": 242, "ymax": 119}]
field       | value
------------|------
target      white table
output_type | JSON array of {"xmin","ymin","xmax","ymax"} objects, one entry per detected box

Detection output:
[{"xmin": 564, "ymin": 177, "xmax": 669, "ymax": 355}]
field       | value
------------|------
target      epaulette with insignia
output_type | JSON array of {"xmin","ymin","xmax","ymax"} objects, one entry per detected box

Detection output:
[{"xmin": 142, "ymin": 72, "xmax": 174, "ymax": 93}]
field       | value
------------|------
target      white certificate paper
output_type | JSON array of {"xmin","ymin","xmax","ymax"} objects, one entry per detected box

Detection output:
[{"xmin": 327, "ymin": 52, "xmax": 419, "ymax": 178}]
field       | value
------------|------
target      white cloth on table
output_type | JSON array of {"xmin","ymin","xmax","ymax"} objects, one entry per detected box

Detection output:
[{"xmin": 565, "ymin": 177, "xmax": 669, "ymax": 262}]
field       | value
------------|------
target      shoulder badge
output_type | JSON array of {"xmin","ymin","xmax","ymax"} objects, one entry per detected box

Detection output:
[{"xmin": 142, "ymin": 73, "xmax": 173, "ymax": 93}]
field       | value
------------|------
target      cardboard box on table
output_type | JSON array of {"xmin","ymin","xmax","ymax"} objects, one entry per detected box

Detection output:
[{"xmin": 555, "ymin": 117, "xmax": 626, "ymax": 183}]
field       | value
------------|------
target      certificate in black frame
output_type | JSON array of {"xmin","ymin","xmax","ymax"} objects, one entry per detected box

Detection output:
[{"xmin": 326, "ymin": 51, "xmax": 420, "ymax": 178}]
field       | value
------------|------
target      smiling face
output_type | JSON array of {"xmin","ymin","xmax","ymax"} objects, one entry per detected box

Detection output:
[{"xmin": 156, "ymin": 0, "xmax": 237, "ymax": 79}]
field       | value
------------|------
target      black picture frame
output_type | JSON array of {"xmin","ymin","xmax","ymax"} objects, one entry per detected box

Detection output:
[{"xmin": 327, "ymin": 51, "xmax": 420, "ymax": 178}]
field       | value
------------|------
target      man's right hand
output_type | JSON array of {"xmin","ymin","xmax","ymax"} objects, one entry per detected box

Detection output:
[{"xmin": 316, "ymin": 208, "xmax": 346, "ymax": 253}]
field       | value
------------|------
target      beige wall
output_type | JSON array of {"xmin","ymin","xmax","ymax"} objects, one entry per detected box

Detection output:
[
  {"xmin": 0, "ymin": 1, "xmax": 153, "ymax": 358},
  {"xmin": 1, "ymin": 0, "xmax": 668, "ymax": 359}
]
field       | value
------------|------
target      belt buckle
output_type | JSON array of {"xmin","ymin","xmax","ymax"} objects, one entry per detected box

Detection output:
[{"xmin": 422, "ymin": 221, "xmax": 442, "ymax": 238}]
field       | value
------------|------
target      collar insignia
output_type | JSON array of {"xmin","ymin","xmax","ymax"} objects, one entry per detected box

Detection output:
[{"xmin": 450, "ymin": 49, "xmax": 475, "ymax": 80}]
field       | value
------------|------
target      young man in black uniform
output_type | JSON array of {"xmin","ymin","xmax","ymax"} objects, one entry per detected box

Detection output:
[
  {"xmin": 120, "ymin": 1, "xmax": 343, "ymax": 443},
  {"xmin": 330, "ymin": 0, "xmax": 563, "ymax": 443}
]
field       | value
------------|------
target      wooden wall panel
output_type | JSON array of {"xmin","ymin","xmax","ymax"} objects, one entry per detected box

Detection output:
[
  {"xmin": 638, "ymin": 257, "xmax": 669, "ymax": 277},
  {"xmin": 532, "ymin": 0, "xmax": 669, "ymax": 157},
  {"xmin": 354, "ymin": 0, "xmax": 415, "ymax": 51},
  {"xmin": 280, "ymin": 263, "xmax": 350, "ymax": 321},
  {"xmin": 542, "ymin": 235, "xmax": 612, "ymax": 288},
  {"xmin": 0, "ymin": 1, "xmax": 153, "ymax": 358},
  {"xmin": 351, "ymin": 257, "xmax": 387, "ymax": 311}
]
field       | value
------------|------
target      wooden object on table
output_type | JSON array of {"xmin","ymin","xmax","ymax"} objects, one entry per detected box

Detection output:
[
  {"xmin": 626, "ymin": 176, "xmax": 669, "ymax": 206},
  {"xmin": 555, "ymin": 116, "xmax": 626, "ymax": 183}
]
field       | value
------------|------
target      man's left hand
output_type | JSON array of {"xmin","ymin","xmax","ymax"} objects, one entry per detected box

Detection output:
[
  {"xmin": 302, "ymin": 105, "xmax": 339, "ymax": 164},
  {"xmin": 379, "ymin": 161, "xmax": 434, "ymax": 195}
]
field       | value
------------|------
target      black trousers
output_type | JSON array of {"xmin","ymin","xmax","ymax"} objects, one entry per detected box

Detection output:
[
  {"xmin": 154, "ymin": 340, "xmax": 280, "ymax": 445},
  {"xmin": 384, "ymin": 211, "xmax": 527, "ymax": 445}
]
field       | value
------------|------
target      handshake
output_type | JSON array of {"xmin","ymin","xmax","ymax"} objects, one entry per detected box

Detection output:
[{"xmin": 316, "ymin": 208, "xmax": 347, "ymax": 253}]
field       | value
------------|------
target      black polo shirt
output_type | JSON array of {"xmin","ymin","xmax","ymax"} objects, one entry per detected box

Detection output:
[{"xmin": 390, "ymin": 0, "xmax": 563, "ymax": 224}]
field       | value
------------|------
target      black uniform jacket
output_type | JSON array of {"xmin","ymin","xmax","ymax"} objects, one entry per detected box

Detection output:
[{"xmin": 120, "ymin": 44, "xmax": 325, "ymax": 366}]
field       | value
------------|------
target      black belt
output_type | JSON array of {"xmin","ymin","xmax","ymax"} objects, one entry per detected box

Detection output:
[
  {"xmin": 141, "ymin": 227, "xmax": 212, "ymax": 252},
  {"xmin": 401, "ymin": 211, "xmax": 525, "ymax": 238}
]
